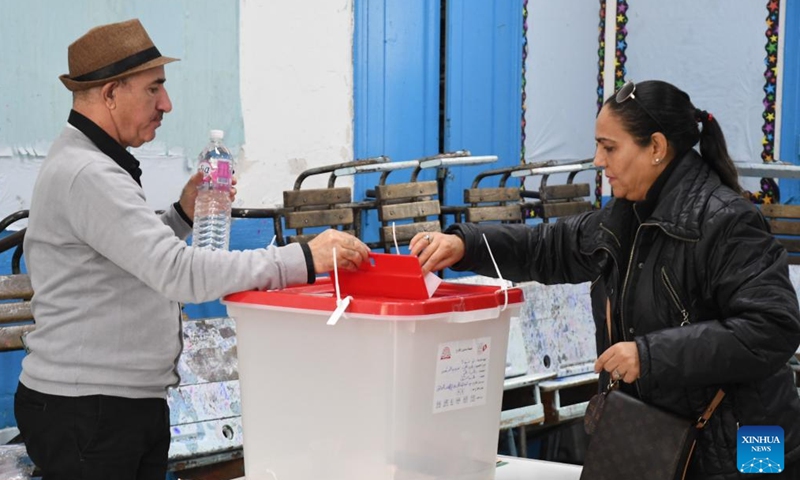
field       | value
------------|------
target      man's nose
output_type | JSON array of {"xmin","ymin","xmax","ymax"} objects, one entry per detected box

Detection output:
[{"xmin": 159, "ymin": 89, "xmax": 173, "ymax": 113}]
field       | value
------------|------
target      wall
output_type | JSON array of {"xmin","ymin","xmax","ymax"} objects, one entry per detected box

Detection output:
[
  {"xmin": 524, "ymin": 1, "xmax": 598, "ymax": 163},
  {"xmin": 522, "ymin": 0, "xmax": 792, "ymax": 198},
  {"xmin": 624, "ymin": 0, "xmax": 766, "ymax": 164},
  {"xmin": 0, "ymin": 0, "xmax": 354, "ymax": 428},
  {"xmin": 238, "ymin": 0, "xmax": 355, "ymax": 207},
  {"xmin": 0, "ymin": 0, "xmax": 354, "ymax": 221},
  {"xmin": 0, "ymin": 1, "xmax": 244, "ymax": 221}
]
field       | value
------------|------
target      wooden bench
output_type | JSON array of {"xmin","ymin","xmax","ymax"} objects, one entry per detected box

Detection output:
[
  {"xmin": 0, "ymin": 210, "xmax": 28, "ymax": 275},
  {"xmin": 761, "ymin": 204, "xmax": 800, "ymax": 264},
  {"xmin": 0, "ymin": 274, "xmax": 34, "ymax": 352},
  {"xmin": 277, "ymin": 157, "xmax": 389, "ymax": 245},
  {"xmin": 282, "ymin": 187, "xmax": 356, "ymax": 244},
  {"xmin": 0, "ymin": 273, "xmax": 35, "ymax": 478},
  {"xmin": 370, "ymin": 151, "xmax": 502, "ymax": 251},
  {"xmin": 375, "ymin": 180, "xmax": 442, "ymax": 252},
  {"xmin": 508, "ymin": 160, "xmax": 596, "ymax": 223},
  {"xmin": 527, "ymin": 164, "xmax": 593, "ymax": 223},
  {"xmin": 462, "ymin": 165, "xmax": 525, "ymax": 224}
]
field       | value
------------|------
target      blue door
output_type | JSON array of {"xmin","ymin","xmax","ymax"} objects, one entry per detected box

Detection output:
[
  {"xmin": 780, "ymin": 0, "xmax": 800, "ymax": 203},
  {"xmin": 354, "ymin": 0, "xmax": 524, "ymax": 240},
  {"xmin": 353, "ymin": 0, "xmax": 442, "ymax": 246},
  {"xmin": 444, "ymin": 0, "xmax": 524, "ymax": 207}
]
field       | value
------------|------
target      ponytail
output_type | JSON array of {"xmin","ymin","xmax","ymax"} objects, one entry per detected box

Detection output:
[{"xmin": 695, "ymin": 109, "xmax": 741, "ymax": 194}]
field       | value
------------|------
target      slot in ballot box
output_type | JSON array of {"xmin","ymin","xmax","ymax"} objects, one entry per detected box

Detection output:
[{"xmin": 223, "ymin": 254, "xmax": 523, "ymax": 480}]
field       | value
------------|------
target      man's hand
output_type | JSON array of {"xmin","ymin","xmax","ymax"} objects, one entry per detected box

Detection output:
[
  {"xmin": 307, "ymin": 230, "xmax": 370, "ymax": 273},
  {"xmin": 178, "ymin": 172, "xmax": 238, "ymax": 220}
]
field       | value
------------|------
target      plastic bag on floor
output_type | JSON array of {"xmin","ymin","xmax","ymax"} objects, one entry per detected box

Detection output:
[{"xmin": 0, "ymin": 444, "xmax": 35, "ymax": 480}]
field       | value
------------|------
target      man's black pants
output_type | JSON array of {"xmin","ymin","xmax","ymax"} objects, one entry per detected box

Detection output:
[{"xmin": 14, "ymin": 381, "xmax": 170, "ymax": 480}]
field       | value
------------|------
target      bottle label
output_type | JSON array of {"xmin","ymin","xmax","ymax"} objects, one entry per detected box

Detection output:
[{"xmin": 199, "ymin": 159, "xmax": 232, "ymax": 190}]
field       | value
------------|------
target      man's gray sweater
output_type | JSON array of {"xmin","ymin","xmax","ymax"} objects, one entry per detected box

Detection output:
[{"xmin": 21, "ymin": 125, "xmax": 308, "ymax": 399}]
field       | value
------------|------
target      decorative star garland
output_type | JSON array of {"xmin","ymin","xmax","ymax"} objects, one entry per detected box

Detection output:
[
  {"xmin": 521, "ymin": 0, "xmax": 528, "ymax": 169},
  {"xmin": 596, "ymin": 0, "xmax": 607, "ymax": 115},
  {"xmin": 747, "ymin": 0, "xmax": 781, "ymax": 204},
  {"xmin": 521, "ymin": 0, "xmax": 534, "ymax": 219},
  {"xmin": 594, "ymin": 0, "xmax": 612, "ymax": 208}
]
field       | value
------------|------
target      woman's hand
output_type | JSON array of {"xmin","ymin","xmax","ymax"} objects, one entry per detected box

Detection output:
[
  {"xmin": 594, "ymin": 341, "xmax": 640, "ymax": 384},
  {"xmin": 409, "ymin": 232, "xmax": 466, "ymax": 273}
]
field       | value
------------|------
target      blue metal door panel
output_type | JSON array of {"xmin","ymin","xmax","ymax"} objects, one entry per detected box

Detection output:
[
  {"xmin": 780, "ymin": 0, "xmax": 800, "ymax": 203},
  {"xmin": 354, "ymin": 0, "xmax": 441, "ymax": 244},
  {"xmin": 445, "ymin": 0, "xmax": 523, "ymax": 209}
]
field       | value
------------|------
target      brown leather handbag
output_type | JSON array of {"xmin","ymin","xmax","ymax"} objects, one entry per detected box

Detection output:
[{"xmin": 581, "ymin": 383, "xmax": 725, "ymax": 480}]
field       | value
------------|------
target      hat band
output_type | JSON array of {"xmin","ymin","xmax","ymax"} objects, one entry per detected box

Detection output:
[{"xmin": 72, "ymin": 46, "xmax": 162, "ymax": 82}]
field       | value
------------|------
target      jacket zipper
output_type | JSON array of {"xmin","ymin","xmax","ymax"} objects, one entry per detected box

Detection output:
[
  {"xmin": 619, "ymin": 222, "xmax": 697, "ymax": 398},
  {"xmin": 619, "ymin": 225, "xmax": 642, "ymax": 343},
  {"xmin": 661, "ymin": 267, "xmax": 691, "ymax": 326},
  {"xmin": 619, "ymin": 224, "xmax": 644, "ymax": 398},
  {"xmin": 590, "ymin": 223, "xmax": 643, "ymax": 394}
]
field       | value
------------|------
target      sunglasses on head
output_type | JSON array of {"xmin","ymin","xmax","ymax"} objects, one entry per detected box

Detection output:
[{"xmin": 615, "ymin": 81, "xmax": 667, "ymax": 133}]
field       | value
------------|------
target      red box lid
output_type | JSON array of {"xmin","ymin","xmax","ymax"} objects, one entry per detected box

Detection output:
[{"xmin": 223, "ymin": 277, "xmax": 523, "ymax": 317}]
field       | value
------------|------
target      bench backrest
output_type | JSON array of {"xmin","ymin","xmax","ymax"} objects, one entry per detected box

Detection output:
[
  {"xmin": 282, "ymin": 187, "xmax": 356, "ymax": 244},
  {"xmin": 0, "ymin": 274, "xmax": 34, "ymax": 352},
  {"xmin": 374, "ymin": 180, "xmax": 441, "ymax": 252},
  {"xmin": 761, "ymin": 204, "xmax": 800, "ymax": 264}
]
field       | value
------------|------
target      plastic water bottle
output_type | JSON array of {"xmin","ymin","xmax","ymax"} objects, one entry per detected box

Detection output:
[{"xmin": 192, "ymin": 129, "xmax": 233, "ymax": 250}]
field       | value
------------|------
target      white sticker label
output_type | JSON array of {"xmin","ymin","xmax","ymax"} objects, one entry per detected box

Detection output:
[{"xmin": 432, "ymin": 337, "xmax": 491, "ymax": 414}]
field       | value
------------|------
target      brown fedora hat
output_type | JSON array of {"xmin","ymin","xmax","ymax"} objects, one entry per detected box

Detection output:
[{"xmin": 60, "ymin": 19, "xmax": 179, "ymax": 92}]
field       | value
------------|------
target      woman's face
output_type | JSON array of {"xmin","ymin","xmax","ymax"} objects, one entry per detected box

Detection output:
[{"xmin": 594, "ymin": 105, "xmax": 662, "ymax": 202}]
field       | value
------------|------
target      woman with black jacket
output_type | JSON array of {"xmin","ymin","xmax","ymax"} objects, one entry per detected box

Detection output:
[{"xmin": 410, "ymin": 80, "xmax": 800, "ymax": 479}]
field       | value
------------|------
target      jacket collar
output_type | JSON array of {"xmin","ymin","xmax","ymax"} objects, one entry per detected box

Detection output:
[
  {"xmin": 592, "ymin": 149, "xmax": 718, "ymax": 252},
  {"xmin": 68, "ymin": 109, "xmax": 143, "ymax": 186},
  {"xmin": 647, "ymin": 149, "xmax": 717, "ymax": 240}
]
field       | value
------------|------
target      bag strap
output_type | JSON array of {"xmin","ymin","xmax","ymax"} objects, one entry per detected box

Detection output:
[{"xmin": 695, "ymin": 389, "xmax": 726, "ymax": 429}]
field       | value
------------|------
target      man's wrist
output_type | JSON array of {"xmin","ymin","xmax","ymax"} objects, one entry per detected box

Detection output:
[
  {"xmin": 173, "ymin": 201, "xmax": 193, "ymax": 226},
  {"xmin": 300, "ymin": 243, "xmax": 315, "ymax": 284}
]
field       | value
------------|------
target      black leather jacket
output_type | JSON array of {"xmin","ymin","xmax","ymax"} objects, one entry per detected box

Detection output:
[{"xmin": 449, "ymin": 151, "xmax": 800, "ymax": 479}]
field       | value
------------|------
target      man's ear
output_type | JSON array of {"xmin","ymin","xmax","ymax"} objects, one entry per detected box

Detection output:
[{"xmin": 101, "ymin": 81, "xmax": 119, "ymax": 108}]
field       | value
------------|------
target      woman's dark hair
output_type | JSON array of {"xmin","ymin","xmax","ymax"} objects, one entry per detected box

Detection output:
[{"xmin": 604, "ymin": 80, "xmax": 741, "ymax": 193}]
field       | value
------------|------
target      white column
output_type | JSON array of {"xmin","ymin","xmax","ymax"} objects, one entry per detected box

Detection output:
[{"xmin": 238, "ymin": 0, "xmax": 355, "ymax": 208}]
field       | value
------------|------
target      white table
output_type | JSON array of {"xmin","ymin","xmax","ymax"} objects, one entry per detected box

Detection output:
[
  {"xmin": 231, "ymin": 455, "xmax": 582, "ymax": 480},
  {"xmin": 495, "ymin": 455, "xmax": 582, "ymax": 479}
]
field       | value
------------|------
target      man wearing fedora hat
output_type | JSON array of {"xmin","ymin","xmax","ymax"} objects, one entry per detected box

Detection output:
[{"xmin": 14, "ymin": 19, "xmax": 369, "ymax": 479}]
